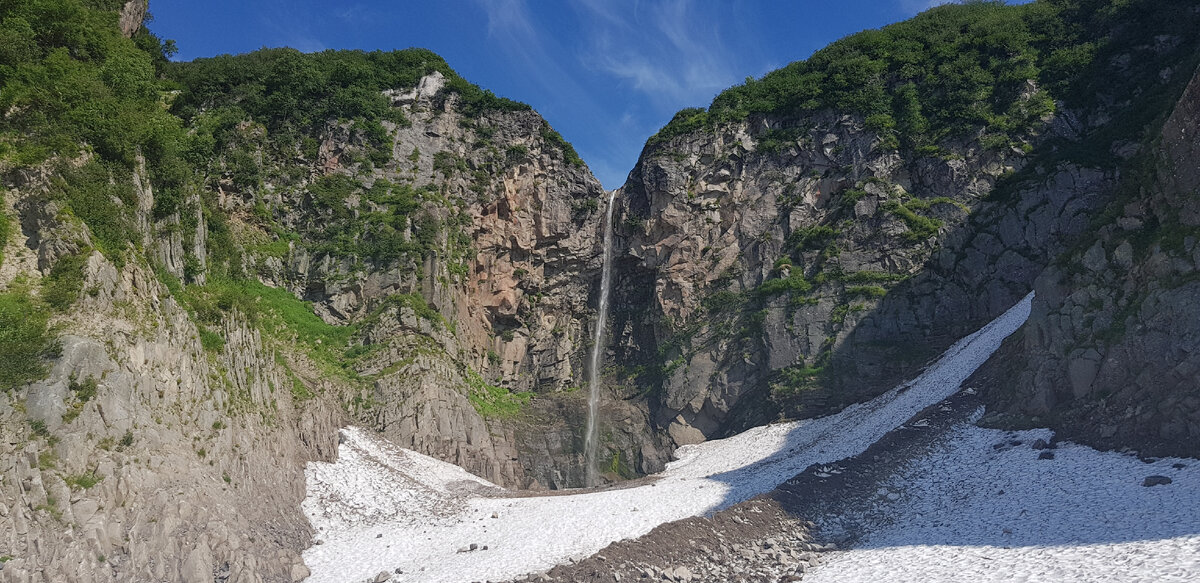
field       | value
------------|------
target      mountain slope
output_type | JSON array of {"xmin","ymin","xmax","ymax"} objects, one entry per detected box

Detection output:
[{"xmin": 599, "ymin": 0, "xmax": 1200, "ymax": 455}]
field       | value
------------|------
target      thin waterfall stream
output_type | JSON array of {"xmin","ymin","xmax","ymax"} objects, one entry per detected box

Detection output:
[{"xmin": 584, "ymin": 189, "xmax": 617, "ymax": 486}]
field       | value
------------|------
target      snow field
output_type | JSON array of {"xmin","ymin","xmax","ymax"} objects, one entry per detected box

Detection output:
[
  {"xmin": 301, "ymin": 293, "xmax": 1033, "ymax": 582},
  {"xmin": 805, "ymin": 424, "xmax": 1200, "ymax": 582}
]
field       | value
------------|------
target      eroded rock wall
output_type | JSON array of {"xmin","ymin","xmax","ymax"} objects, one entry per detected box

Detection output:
[
  {"xmin": 0, "ymin": 178, "xmax": 342, "ymax": 582},
  {"xmin": 979, "ymin": 63, "xmax": 1200, "ymax": 457},
  {"xmin": 606, "ymin": 105, "xmax": 1110, "ymax": 446}
]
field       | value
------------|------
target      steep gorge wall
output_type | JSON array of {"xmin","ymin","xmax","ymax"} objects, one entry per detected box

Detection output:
[
  {"xmin": 604, "ymin": 107, "xmax": 1108, "ymax": 448},
  {"xmin": 206, "ymin": 77, "xmax": 671, "ymax": 489},
  {"xmin": 597, "ymin": 1, "xmax": 1200, "ymax": 459},
  {"xmin": 0, "ymin": 126, "xmax": 341, "ymax": 583},
  {"xmin": 979, "ymin": 63, "xmax": 1200, "ymax": 457}
]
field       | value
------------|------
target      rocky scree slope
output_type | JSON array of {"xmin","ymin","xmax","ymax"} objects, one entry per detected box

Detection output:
[{"xmin": 599, "ymin": 0, "xmax": 1200, "ymax": 455}]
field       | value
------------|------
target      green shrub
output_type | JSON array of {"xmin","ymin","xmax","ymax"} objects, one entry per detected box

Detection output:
[
  {"xmin": 757, "ymin": 273, "xmax": 813, "ymax": 297},
  {"xmin": 0, "ymin": 290, "xmax": 57, "ymax": 390},
  {"xmin": 42, "ymin": 252, "xmax": 89, "ymax": 311},
  {"xmin": 787, "ymin": 225, "xmax": 838, "ymax": 252},
  {"xmin": 198, "ymin": 327, "xmax": 225, "ymax": 352},
  {"xmin": 65, "ymin": 471, "xmax": 102, "ymax": 489},
  {"xmin": 68, "ymin": 375, "xmax": 98, "ymax": 402},
  {"xmin": 884, "ymin": 201, "xmax": 942, "ymax": 242}
]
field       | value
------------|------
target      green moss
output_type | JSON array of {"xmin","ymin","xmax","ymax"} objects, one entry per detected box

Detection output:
[
  {"xmin": 883, "ymin": 201, "xmax": 943, "ymax": 242},
  {"xmin": 465, "ymin": 370, "xmax": 531, "ymax": 418}
]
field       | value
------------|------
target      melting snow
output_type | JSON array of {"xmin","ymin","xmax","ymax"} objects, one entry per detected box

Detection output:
[
  {"xmin": 805, "ymin": 421, "xmax": 1200, "ymax": 582},
  {"xmin": 303, "ymin": 294, "xmax": 1036, "ymax": 582}
]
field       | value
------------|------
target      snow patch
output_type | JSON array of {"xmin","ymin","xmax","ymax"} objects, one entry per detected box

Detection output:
[
  {"xmin": 302, "ymin": 293, "xmax": 1033, "ymax": 582},
  {"xmin": 805, "ymin": 425, "xmax": 1200, "ymax": 582}
]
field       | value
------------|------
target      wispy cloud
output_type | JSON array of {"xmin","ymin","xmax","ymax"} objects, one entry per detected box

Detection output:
[
  {"xmin": 897, "ymin": 0, "xmax": 956, "ymax": 15},
  {"xmin": 573, "ymin": 0, "xmax": 739, "ymax": 107}
]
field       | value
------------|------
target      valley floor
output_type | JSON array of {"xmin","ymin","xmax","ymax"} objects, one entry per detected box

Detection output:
[
  {"xmin": 802, "ymin": 422, "xmax": 1200, "ymax": 583},
  {"xmin": 301, "ymin": 294, "xmax": 1033, "ymax": 582},
  {"xmin": 297, "ymin": 290, "xmax": 1200, "ymax": 583}
]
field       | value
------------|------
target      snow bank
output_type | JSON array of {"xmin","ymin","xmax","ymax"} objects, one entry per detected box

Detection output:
[
  {"xmin": 805, "ymin": 424, "xmax": 1200, "ymax": 582},
  {"xmin": 301, "ymin": 294, "xmax": 1033, "ymax": 583}
]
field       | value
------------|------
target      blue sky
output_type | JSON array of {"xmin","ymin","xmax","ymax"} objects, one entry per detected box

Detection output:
[{"xmin": 150, "ymin": 0, "xmax": 970, "ymax": 188}]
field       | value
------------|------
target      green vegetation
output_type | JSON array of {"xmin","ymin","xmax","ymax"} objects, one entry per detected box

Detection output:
[
  {"xmin": 650, "ymin": 0, "xmax": 1200, "ymax": 160},
  {"xmin": 756, "ymin": 273, "xmax": 813, "ymax": 297},
  {"xmin": 884, "ymin": 200, "xmax": 943, "ymax": 242},
  {"xmin": 65, "ymin": 471, "xmax": 102, "ymax": 490},
  {"xmin": 770, "ymin": 364, "xmax": 827, "ymax": 397},
  {"xmin": 42, "ymin": 251, "xmax": 89, "ymax": 310},
  {"xmin": 465, "ymin": 370, "xmax": 531, "ymax": 418},
  {"xmin": 0, "ymin": 289, "xmax": 57, "ymax": 391},
  {"xmin": 0, "ymin": 212, "xmax": 10, "ymax": 265},
  {"xmin": 840, "ymin": 270, "xmax": 908, "ymax": 284},
  {"xmin": 786, "ymin": 225, "xmax": 839, "ymax": 252},
  {"xmin": 0, "ymin": 0, "xmax": 178, "ymax": 168},
  {"xmin": 846, "ymin": 285, "xmax": 888, "ymax": 299},
  {"xmin": 539, "ymin": 124, "xmax": 584, "ymax": 167},
  {"xmin": 167, "ymin": 274, "xmax": 358, "ymax": 366},
  {"xmin": 0, "ymin": 0, "xmax": 190, "ymax": 243},
  {"xmin": 164, "ymin": 47, "xmax": 534, "ymax": 182}
]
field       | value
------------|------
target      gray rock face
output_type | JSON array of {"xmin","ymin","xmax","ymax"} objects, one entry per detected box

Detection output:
[
  {"xmin": 980, "ymin": 64, "xmax": 1200, "ymax": 458},
  {"xmin": 0, "ymin": 252, "xmax": 341, "ymax": 582},
  {"xmin": 607, "ymin": 103, "xmax": 1108, "ymax": 445},
  {"xmin": 227, "ymin": 84, "xmax": 670, "ymax": 488}
]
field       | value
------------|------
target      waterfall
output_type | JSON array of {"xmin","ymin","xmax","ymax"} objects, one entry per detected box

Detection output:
[{"xmin": 584, "ymin": 189, "xmax": 617, "ymax": 487}]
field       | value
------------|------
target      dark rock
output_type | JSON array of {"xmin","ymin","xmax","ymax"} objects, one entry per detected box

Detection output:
[
  {"xmin": 1038, "ymin": 451, "xmax": 1055, "ymax": 460},
  {"xmin": 1173, "ymin": 463, "xmax": 1187, "ymax": 469},
  {"xmin": 1032, "ymin": 439, "xmax": 1049, "ymax": 450},
  {"xmin": 1143, "ymin": 475, "xmax": 1173, "ymax": 487}
]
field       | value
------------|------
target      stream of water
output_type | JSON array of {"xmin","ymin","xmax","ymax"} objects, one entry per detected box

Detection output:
[{"xmin": 584, "ymin": 189, "xmax": 617, "ymax": 486}]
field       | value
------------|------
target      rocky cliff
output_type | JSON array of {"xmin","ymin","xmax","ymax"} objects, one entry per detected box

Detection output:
[
  {"xmin": 3, "ymin": 0, "xmax": 1200, "ymax": 580},
  {"xmin": 592, "ymin": 0, "xmax": 1200, "ymax": 461},
  {"xmin": 978, "ymin": 62, "xmax": 1200, "ymax": 457},
  {"xmin": 162, "ymin": 63, "xmax": 671, "ymax": 489}
]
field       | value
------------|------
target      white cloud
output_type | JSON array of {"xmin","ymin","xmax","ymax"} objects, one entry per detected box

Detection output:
[
  {"xmin": 897, "ymin": 0, "xmax": 957, "ymax": 15},
  {"xmin": 572, "ymin": 0, "xmax": 739, "ymax": 107}
]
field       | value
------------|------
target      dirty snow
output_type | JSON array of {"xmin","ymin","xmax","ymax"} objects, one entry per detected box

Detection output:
[
  {"xmin": 804, "ymin": 420, "xmax": 1200, "ymax": 583},
  {"xmin": 301, "ymin": 294, "xmax": 1034, "ymax": 582}
]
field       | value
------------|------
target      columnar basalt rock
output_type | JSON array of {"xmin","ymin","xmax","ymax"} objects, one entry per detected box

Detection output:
[
  {"xmin": 978, "ymin": 64, "xmax": 1200, "ymax": 457},
  {"xmin": 606, "ymin": 106, "xmax": 1112, "ymax": 447}
]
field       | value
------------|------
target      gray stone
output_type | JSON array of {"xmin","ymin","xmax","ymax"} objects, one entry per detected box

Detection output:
[{"xmin": 1143, "ymin": 475, "xmax": 1173, "ymax": 487}]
